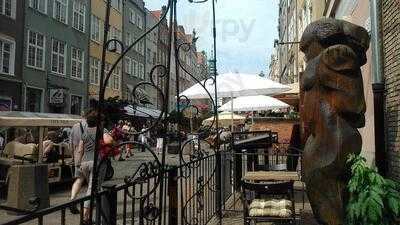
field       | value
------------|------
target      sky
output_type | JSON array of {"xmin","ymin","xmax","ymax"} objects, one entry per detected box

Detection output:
[{"xmin": 145, "ymin": 0, "xmax": 279, "ymax": 75}]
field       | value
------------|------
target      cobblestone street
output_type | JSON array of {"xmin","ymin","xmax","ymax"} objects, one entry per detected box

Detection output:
[{"xmin": 0, "ymin": 150, "xmax": 180, "ymax": 224}]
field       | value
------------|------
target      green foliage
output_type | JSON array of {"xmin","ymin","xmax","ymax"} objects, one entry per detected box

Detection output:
[{"xmin": 346, "ymin": 154, "xmax": 400, "ymax": 225}]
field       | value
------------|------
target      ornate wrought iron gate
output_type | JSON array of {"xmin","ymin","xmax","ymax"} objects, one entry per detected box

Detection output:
[{"xmin": 2, "ymin": 0, "xmax": 222, "ymax": 224}]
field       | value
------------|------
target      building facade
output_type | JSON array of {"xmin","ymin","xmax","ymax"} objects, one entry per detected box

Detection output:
[
  {"xmin": 24, "ymin": 0, "xmax": 90, "ymax": 114},
  {"xmin": 89, "ymin": 0, "xmax": 122, "ymax": 105},
  {"xmin": 122, "ymin": 0, "xmax": 146, "ymax": 105},
  {"xmin": 145, "ymin": 8, "xmax": 159, "ymax": 109},
  {"xmin": 151, "ymin": 8, "xmax": 169, "ymax": 110},
  {"xmin": 0, "ymin": 0, "xmax": 24, "ymax": 111}
]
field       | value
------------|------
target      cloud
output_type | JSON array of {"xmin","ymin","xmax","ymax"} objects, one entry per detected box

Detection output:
[{"xmin": 145, "ymin": 0, "xmax": 279, "ymax": 74}]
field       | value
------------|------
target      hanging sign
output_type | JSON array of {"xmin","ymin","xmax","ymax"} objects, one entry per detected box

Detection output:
[{"xmin": 49, "ymin": 89, "xmax": 65, "ymax": 105}]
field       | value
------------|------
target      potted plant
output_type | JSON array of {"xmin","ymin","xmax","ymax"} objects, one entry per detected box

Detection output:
[{"xmin": 346, "ymin": 154, "xmax": 400, "ymax": 225}]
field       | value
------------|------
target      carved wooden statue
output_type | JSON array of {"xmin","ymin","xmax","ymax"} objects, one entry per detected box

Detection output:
[{"xmin": 300, "ymin": 18, "xmax": 370, "ymax": 225}]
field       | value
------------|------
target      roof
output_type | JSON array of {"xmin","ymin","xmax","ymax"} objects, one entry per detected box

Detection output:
[
  {"xmin": 0, "ymin": 112, "xmax": 81, "ymax": 127},
  {"xmin": 150, "ymin": 10, "xmax": 162, "ymax": 19}
]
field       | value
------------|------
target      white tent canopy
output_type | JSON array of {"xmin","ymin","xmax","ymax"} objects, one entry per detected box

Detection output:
[
  {"xmin": 180, "ymin": 72, "xmax": 290, "ymax": 99},
  {"xmin": 219, "ymin": 95, "xmax": 290, "ymax": 112}
]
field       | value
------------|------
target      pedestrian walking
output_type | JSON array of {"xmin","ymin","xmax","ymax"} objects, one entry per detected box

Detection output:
[
  {"xmin": 69, "ymin": 111, "xmax": 109, "ymax": 224},
  {"xmin": 68, "ymin": 112, "xmax": 88, "ymax": 214},
  {"xmin": 156, "ymin": 137, "xmax": 163, "ymax": 155},
  {"xmin": 140, "ymin": 125, "xmax": 147, "ymax": 152}
]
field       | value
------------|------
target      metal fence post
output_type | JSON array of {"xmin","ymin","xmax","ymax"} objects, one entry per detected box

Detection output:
[
  {"xmin": 168, "ymin": 167, "xmax": 178, "ymax": 224},
  {"xmin": 215, "ymin": 151, "xmax": 222, "ymax": 221},
  {"xmin": 101, "ymin": 183, "xmax": 117, "ymax": 225}
]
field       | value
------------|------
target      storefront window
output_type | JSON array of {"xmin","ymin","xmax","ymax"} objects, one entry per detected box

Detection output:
[
  {"xmin": 70, "ymin": 95, "xmax": 82, "ymax": 115},
  {"xmin": 25, "ymin": 87, "xmax": 42, "ymax": 112}
]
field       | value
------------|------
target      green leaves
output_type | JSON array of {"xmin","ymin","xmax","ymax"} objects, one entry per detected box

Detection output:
[{"xmin": 346, "ymin": 154, "xmax": 400, "ymax": 225}]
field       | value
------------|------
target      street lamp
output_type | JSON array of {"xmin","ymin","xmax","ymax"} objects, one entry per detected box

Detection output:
[
  {"xmin": 274, "ymin": 39, "xmax": 300, "ymax": 47},
  {"xmin": 274, "ymin": 39, "xmax": 300, "ymax": 84},
  {"xmin": 187, "ymin": 0, "xmax": 221, "ymax": 222}
]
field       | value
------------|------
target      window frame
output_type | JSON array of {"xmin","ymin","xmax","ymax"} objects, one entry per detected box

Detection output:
[
  {"xmin": 52, "ymin": 0, "xmax": 68, "ymax": 25},
  {"xmin": 124, "ymin": 56, "xmax": 132, "ymax": 75},
  {"xmin": 72, "ymin": 0, "xmax": 86, "ymax": 33},
  {"xmin": 111, "ymin": 66, "xmax": 121, "ymax": 90},
  {"xmin": 51, "ymin": 38, "xmax": 67, "ymax": 76},
  {"xmin": 90, "ymin": 14, "xmax": 103, "ymax": 43},
  {"xmin": 129, "ymin": 8, "xmax": 135, "ymax": 24},
  {"xmin": 89, "ymin": 57, "xmax": 100, "ymax": 85},
  {"xmin": 71, "ymin": 46, "xmax": 84, "ymax": 81},
  {"xmin": 24, "ymin": 85, "xmax": 44, "ymax": 113},
  {"xmin": 70, "ymin": 94, "xmax": 83, "ymax": 115},
  {"xmin": 0, "ymin": 0, "xmax": 15, "ymax": 18},
  {"xmin": 29, "ymin": 0, "xmax": 47, "ymax": 15},
  {"xmin": 0, "ymin": 35, "xmax": 15, "ymax": 76},
  {"xmin": 26, "ymin": 30, "xmax": 46, "ymax": 70}
]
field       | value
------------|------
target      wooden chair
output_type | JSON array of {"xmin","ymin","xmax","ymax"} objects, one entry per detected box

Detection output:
[{"xmin": 242, "ymin": 180, "xmax": 296, "ymax": 225}]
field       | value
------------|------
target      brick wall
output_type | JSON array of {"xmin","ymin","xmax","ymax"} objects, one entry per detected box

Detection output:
[
  {"xmin": 382, "ymin": 0, "xmax": 400, "ymax": 181},
  {"xmin": 250, "ymin": 118, "xmax": 298, "ymax": 143}
]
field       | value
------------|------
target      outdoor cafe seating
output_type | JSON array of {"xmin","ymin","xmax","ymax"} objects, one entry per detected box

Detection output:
[{"xmin": 226, "ymin": 124, "xmax": 303, "ymax": 223}]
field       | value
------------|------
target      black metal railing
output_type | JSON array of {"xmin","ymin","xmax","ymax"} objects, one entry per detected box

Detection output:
[
  {"xmin": 2, "ymin": 153, "xmax": 218, "ymax": 225},
  {"xmin": 0, "ymin": 0, "xmax": 223, "ymax": 224}
]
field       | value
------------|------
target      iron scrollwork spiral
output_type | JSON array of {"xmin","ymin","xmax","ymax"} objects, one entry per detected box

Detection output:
[{"xmin": 175, "ymin": 37, "xmax": 219, "ymax": 224}]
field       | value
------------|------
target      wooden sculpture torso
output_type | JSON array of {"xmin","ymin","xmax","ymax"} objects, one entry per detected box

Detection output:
[{"xmin": 300, "ymin": 19, "xmax": 370, "ymax": 225}]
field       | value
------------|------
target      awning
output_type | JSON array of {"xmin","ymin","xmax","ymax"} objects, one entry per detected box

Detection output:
[
  {"xmin": 124, "ymin": 105, "xmax": 161, "ymax": 118},
  {"xmin": 0, "ymin": 111, "xmax": 81, "ymax": 127}
]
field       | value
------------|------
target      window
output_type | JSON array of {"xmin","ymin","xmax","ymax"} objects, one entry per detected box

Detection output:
[
  {"xmin": 25, "ymin": 87, "xmax": 43, "ymax": 112},
  {"xmin": 132, "ymin": 59, "xmax": 137, "ymax": 77},
  {"xmin": 90, "ymin": 57, "xmax": 100, "ymax": 85},
  {"xmin": 109, "ymin": 26, "xmax": 122, "ymax": 52},
  {"xmin": 0, "ymin": 37, "xmax": 15, "ymax": 75},
  {"xmin": 51, "ymin": 39, "xmax": 66, "ymax": 75},
  {"xmin": 125, "ymin": 32, "xmax": 131, "ymax": 46},
  {"xmin": 111, "ymin": 66, "xmax": 120, "ymax": 90},
  {"xmin": 138, "ymin": 63, "xmax": 144, "ymax": 79},
  {"xmin": 136, "ymin": 39, "xmax": 144, "ymax": 55},
  {"xmin": 136, "ymin": 14, "xmax": 143, "ymax": 29},
  {"xmin": 124, "ymin": 57, "xmax": 131, "ymax": 75},
  {"xmin": 105, "ymin": 0, "xmax": 121, "ymax": 11},
  {"xmin": 71, "ymin": 47, "xmax": 84, "ymax": 79},
  {"xmin": 0, "ymin": 0, "xmax": 14, "ymax": 17},
  {"xmin": 27, "ymin": 30, "xmax": 45, "ymax": 69},
  {"xmin": 104, "ymin": 63, "xmax": 111, "ymax": 87},
  {"xmin": 91, "ymin": 14, "xmax": 103, "ymax": 43},
  {"xmin": 129, "ymin": 9, "xmax": 135, "ymax": 24},
  {"xmin": 111, "ymin": 0, "xmax": 121, "ymax": 11},
  {"xmin": 53, "ymin": 0, "xmax": 68, "ymax": 24},
  {"xmin": 72, "ymin": 0, "xmax": 85, "ymax": 32},
  {"xmin": 29, "ymin": 0, "xmax": 47, "ymax": 14},
  {"xmin": 147, "ymin": 49, "xmax": 151, "ymax": 63},
  {"xmin": 70, "ymin": 95, "xmax": 82, "ymax": 115}
]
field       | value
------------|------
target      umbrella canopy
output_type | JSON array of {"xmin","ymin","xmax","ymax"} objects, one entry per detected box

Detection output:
[
  {"xmin": 180, "ymin": 72, "xmax": 290, "ymax": 99},
  {"xmin": 219, "ymin": 95, "xmax": 290, "ymax": 112},
  {"xmin": 202, "ymin": 111, "xmax": 246, "ymax": 127}
]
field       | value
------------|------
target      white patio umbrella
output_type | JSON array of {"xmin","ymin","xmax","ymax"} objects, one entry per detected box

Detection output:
[
  {"xmin": 202, "ymin": 111, "xmax": 246, "ymax": 128},
  {"xmin": 219, "ymin": 95, "xmax": 290, "ymax": 112},
  {"xmin": 219, "ymin": 95, "xmax": 290, "ymax": 124},
  {"xmin": 180, "ymin": 72, "xmax": 291, "ymax": 99},
  {"xmin": 180, "ymin": 72, "xmax": 290, "ymax": 130}
]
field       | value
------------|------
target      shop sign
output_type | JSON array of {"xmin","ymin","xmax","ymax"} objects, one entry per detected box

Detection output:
[{"xmin": 49, "ymin": 89, "xmax": 65, "ymax": 105}]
